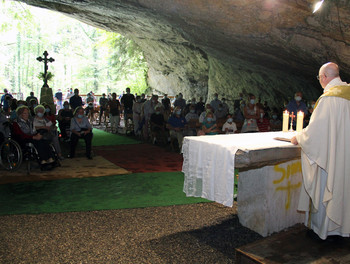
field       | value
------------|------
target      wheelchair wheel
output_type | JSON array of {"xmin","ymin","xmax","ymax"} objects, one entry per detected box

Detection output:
[{"xmin": 0, "ymin": 139, "xmax": 22, "ymax": 171}]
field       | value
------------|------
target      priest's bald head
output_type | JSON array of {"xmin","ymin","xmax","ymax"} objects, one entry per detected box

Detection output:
[{"xmin": 318, "ymin": 62, "xmax": 340, "ymax": 89}]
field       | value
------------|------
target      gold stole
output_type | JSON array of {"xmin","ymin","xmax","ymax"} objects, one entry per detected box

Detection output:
[{"xmin": 314, "ymin": 85, "xmax": 350, "ymax": 110}]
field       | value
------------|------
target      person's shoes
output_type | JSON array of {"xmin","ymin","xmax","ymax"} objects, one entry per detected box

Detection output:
[
  {"xmin": 41, "ymin": 160, "xmax": 47, "ymax": 165},
  {"xmin": 47, "ymin": 158, "xmax": 54, "ymax": 163},
  {"xmin": 87, "ymin": 155, "xmax": 93, "ymax": 160},
  {"xmin": 68, "ymin": 154, "xmax": 74, "ymax": 159},
  {"xmin": 58, "ymin": 156, "xmax": 65, "ymax": 161}
]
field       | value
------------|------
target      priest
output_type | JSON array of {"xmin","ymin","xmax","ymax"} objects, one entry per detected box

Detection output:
[{"xmin": 291, "ymin": 62, "xmax": 350, "ymax": 240}]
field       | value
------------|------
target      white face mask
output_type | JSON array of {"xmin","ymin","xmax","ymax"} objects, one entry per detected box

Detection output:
[
  {"xmin": 295, "ymin": 96, "xmax": 302, "ymax": 101},
  {"xmin": 250, "ymin": 99, "xmax": 255, "ymax": 105}
]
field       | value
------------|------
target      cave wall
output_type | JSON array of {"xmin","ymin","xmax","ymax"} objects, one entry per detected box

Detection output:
[{"xmin": 16, "ymin": 0, "xmax": 350, "ymax": 108}]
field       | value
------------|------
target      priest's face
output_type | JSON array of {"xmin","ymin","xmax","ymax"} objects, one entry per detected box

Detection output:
[{"xmin": 318, "ymin": 67, "xmax": 328, "ymax": 89}]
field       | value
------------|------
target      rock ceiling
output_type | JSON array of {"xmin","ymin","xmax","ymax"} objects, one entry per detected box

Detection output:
[{"xmin": 16, "ymin": 0, "xmax": 350, "ymax": 105}]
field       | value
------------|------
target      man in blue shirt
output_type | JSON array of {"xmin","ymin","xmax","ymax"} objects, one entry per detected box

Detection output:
[
  {"xmin": 286, "ymin": 91, "xmax": 308, "ymax": 129},
  {"xmin": 1, "ymin": 89, "xmax": 13, "ymax": 113},
  {"xmin": 167, "ymin": 106, "xmax": 187, "ymax": 151}
]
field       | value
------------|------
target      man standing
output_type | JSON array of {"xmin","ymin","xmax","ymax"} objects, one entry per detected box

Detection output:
[
  {"xmin": 210, "ymin": 93, "xmax": 222, "ymax": 112},
  {"xmin": 26, "ymin": 91, "xmax": 39, "ymax": 106},
  {"xmin": 1, "ymin": 89, "xmax": 13, "ymax": 113},
  {"xmin": 121, "ymin": 87, "xmax": 135, "ymax": 121},
  {"xmin": 291, "ymin": 62, "xmax": 350, "ymax": 240},
  {"xmin": 98, "ymin": 93, "xmax": 109, "ymax": 125},
  {"xmin": 54, "ymin": 89, "xmax": 63, "ymax": 110},
  {"xmin": 69, "ymin": 89, "xmax": 83, "ymax": 111}
]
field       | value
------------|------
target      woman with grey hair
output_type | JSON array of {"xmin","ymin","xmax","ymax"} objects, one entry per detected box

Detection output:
[
  {"xmin": 69, "ymin": 106, "xmax": 93, "ymax": 159},
  {"xmin": 12, "ymin": 106, "xmax": 54, "ymax": 165},
  {"xmin": 33, "ymin": 105, "xmax": 63, "ymax": 160}
]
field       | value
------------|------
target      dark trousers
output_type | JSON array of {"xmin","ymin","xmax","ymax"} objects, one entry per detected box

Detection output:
[
  {"xmin": 20, "ymin": 138, "xmax": 52, "ymax": 161},
  {"xmin": 70, "ymin": 132, "xmax": 93, "ymax": 157},
  {"xmin": 58, "ymin": 121, "xmax": 70, "ymax": 139}
]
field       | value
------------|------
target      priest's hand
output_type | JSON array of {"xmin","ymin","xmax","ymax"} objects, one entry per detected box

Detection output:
[{"xmin": 291, "ymin": 136, "xmax": 298, "ymax": 145}]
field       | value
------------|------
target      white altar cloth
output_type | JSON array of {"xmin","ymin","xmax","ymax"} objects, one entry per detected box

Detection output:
[{"xmin": 182, "ymin": 131, "xmax": 298, "ymax": 207}]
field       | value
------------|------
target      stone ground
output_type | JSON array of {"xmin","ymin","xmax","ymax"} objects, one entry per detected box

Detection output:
[
  {"xmin": 0, "ymin": 203, "xmax": 262, "ymax": 264},
  {"xmin": 0, "ymin": 120, "xmax": 263, "ymax": 263}
]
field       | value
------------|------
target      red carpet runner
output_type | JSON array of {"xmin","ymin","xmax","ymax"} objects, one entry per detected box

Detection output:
[{"xmin": 94, "ymin": 144, "xmax": 183, "ymax": 173}]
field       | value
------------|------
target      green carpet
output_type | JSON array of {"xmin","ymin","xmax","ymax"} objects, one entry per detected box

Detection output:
[
  {"xmin": 87, "ymin": 128, "xmax": 140, "ymax": 146},
  {"xmin": 0, "ymin": 172, "xmax": 210, "ymax": 216}
]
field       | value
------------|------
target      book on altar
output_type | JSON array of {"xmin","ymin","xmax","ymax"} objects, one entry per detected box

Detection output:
[{"xmin": 273, "ymin": 137, "xmax": 292, "ymax": 142}]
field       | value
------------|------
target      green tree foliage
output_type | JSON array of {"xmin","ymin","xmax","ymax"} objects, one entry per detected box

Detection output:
[{"xmin": 0, "ymin": 1, "xmax": 148, "ymax": 98}]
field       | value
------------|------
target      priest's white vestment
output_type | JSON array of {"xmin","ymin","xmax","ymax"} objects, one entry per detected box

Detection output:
[{"xmin": 296, "ymin": 79, "xmax": 350, "ymax": 239}]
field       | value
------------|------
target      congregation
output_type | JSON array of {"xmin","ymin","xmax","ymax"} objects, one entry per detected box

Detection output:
[
  {"xmin": 0, "ymin": 87, "xmax": 317, "ymax": 171},
  {"xmin": 0, "ymin": 87, "xmax": 317, "ymax": 161}
]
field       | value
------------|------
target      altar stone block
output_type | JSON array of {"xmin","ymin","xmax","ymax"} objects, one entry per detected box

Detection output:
[{"xmin": 237, "ymin": 159, "xmax": 304, "ymax": 237}]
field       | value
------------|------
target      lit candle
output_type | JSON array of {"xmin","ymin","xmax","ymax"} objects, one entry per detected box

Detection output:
[
  {"xmin": 296, "ymin": 111, "xmax": 304, "ymax": 132},
  {"xmin": 282, "ymin": 110, "xmax": 289, "ymax": 132}
]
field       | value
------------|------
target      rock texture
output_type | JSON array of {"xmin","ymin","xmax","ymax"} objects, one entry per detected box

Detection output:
[{"xmin": 17, "ymin": 0, "xmax": 350, "ymax": 106}]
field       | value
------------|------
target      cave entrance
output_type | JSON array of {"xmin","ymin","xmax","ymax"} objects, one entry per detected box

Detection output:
[{"xmin": 0, "ymin": 1, "xmax": 149, "ymax": 102}]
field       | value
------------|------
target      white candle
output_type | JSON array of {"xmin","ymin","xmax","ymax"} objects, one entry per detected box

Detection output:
[
  {"xmin": 296, "ymin": 111, "xmax": 304, "ymax": 132},
  {"xmin": 282, "ymin": 110, "xmax": 289, "ymax": 132}
]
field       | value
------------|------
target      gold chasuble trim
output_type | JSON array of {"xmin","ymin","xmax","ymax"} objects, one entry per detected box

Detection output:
[{"xmin": 314, "ymin": 85, "xmax": 350, "ymax": 110}]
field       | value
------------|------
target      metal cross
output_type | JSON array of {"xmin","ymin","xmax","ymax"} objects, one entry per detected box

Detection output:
[{"xmin": 36, "ymin": 51, "xmax": 55, "ymax": 87}]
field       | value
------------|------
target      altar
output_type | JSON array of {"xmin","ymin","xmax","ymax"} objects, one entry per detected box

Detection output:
[{"xmin": 182, "ymin": 131, "xmax": 305, "ymax": 237}]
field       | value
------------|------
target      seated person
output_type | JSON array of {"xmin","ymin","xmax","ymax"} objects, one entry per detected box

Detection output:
[
  {"xmin": 269, "ymin": 111, "xmax": 282, "ymax": 131},
  {"xmin": 198, "ymin": 111, "xmax": 220, "ymax": 135},
  {"xmin": 28, "ymin": 99, "xmax": 38, "ymax": 117},
  {"xmin": 184, "ymin": 105, "xmax": 200, "ymax": 136},
  {"xmin": 257, "ymin": 109, "xmax": 270, "ymax": 132},
  {"xmin": 150, "ymin": 105, "xmax": 167, "ymax": 145},
  {"xmin": 0, "ymin": 112, "xmax": 9, "ymax": 142},
  {"xmin": 199, "ymin": 104, "xmax": 216, "ymax": 124},
  {"xmin": 166, "ymin": 106, "xmax": 187, "ymax": 151},
  {"xmin": 42, "ymin": 103, "xmax": 56, "ymax": 124},
  {"xmin": 69, "ymin": 106, "xmax": 93, "ymax": 159},
  {"xmin": 222, "ymin": 114, "xmax": 238, "ymax": 134},
  {"xmin": 33, "ymin": 105, "xmax": 63, "ymax": 160},
  {"xmin": 57, "ymin": 101, "xmax": 74, "ymax": 140},
  {"xmin": 12, "ymin": 106, "xmax": 54, "ymax": 165}
]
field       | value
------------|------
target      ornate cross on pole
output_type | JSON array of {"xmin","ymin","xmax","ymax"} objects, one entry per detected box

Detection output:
[
  {"xmin": 36, "ymin": 50, "xmax": 55, "ymax": 87},
  {"xmin": 289, "ymin": 111, "xmax": 295, "ymax": 131}
]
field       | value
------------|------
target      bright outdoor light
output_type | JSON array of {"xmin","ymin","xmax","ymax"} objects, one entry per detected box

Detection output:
[{"xmin": 313, "ymin": 0, "xmax": 324, "ymax": 13}]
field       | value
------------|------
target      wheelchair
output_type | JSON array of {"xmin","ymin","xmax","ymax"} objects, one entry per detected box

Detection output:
[{"xmin": 0, "ymin": 121, "xmax": 60, "ymax": 174}]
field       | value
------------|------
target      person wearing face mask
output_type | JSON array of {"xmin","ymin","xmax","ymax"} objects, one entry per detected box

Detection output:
[
  {"xmin": 58, "ymin": 101, "xmax": 74, "ymax": 141},
  {"xmin": 12, "ymin": 106, "xmax": 54, "ymax": 165},
  {"xmin": 69, "ymin": 106, "xmax": 93, "ymax": 159},
  {"xmin": 241, "ymin": 93, "xmax": 260, "ymax": 133},
  {"xmin": 199, "ymin": 104, "xmax": 217, "ymax": 124},
  {"xmin": 210, "ymin": 93, "xmax": 222, "ymax": 112},
  {"xmin": 33, "ymin": 105, "xmax": 63, "ymax": 159},
  {"xmin": 257, "ymin": 109, "xmax": 270, "ymax": 132},
  {"xmin": 222, "ymin": 114, "xmax": 237, "ymax": 134},
  {"xmin": 167, "ymin": 106, "xmax": 187, "ymax": 151},
  {"xmin": 200, "ymin": 111, "xmax": 219, "ymax": 135},
  {"xmin": 286, "ymin": 91, "xmax": 308, "ymax": 129},
  {"xmin": 185, "ymin": 105, "xmax": 200, "ymax": 136},
  {"xmin": 269, "ymin": 110, "xmax": 282, "ymax": 131}
]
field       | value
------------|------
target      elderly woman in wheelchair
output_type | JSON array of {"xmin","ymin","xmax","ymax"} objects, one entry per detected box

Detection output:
[
  {"xmin": 33, "ymin": 105, "xmax": 63, "ymax": 160},
  {"xmin": 12, "ymin": 105, "xmax": 56, "ymax": 166}
]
